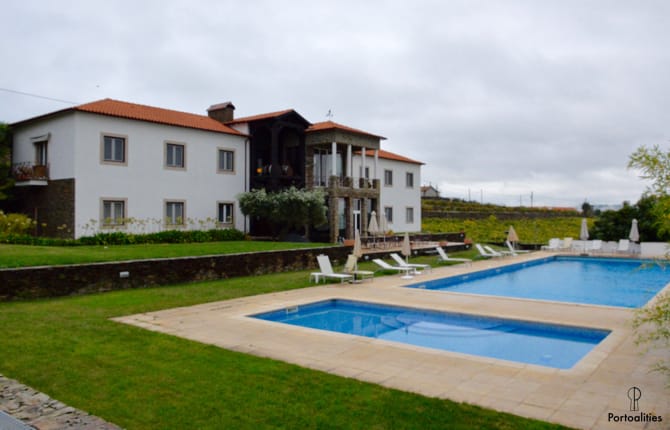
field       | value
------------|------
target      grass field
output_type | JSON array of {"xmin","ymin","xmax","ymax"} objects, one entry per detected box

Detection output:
[
  {"xmin": 0, "ymin": 241, "xmax": 331, "ymax": 268},
  {"xmin": 423, "ymin": 216, "xmax": 591, "ymax": 244},
  {"xmin": 0, "ymin": 258, "xmax": 569, "ymax": 430}
]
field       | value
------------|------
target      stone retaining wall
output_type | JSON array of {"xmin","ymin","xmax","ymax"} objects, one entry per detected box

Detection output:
[
  {"xmin": 0, "ymin": 232, "xmax": 468, "ymax": 301},
  {"xmin": 0, "ymin": 246, "xmax": 350, "ymax": 301}
]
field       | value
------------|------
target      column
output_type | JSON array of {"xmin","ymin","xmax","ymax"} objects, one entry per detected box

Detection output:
[
  {"xmin": 331, "ymin": 141, "xmax": 337, "ymax": 177},
  {"xmin": 361, "ymin": 148, "xmax": 366, "ymax": 185},
  {"xmin": 374, "ymin": 149, "xmax": 379, "ymax": 181},
  {"xmin": 346, "ymin": 144, "xmax": 352, "ymax": 179}
]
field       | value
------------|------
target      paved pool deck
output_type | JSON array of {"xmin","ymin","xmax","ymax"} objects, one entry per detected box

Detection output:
[{"xmin": 114, "ymin": 252, "xmax": 670, "ymax": 430}]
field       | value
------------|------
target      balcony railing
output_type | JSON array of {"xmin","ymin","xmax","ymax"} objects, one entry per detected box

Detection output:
[
  {"xmin": 12, "ymin": 162, "xmax": 49, "ymax": 182},
  {"xmin": 313, "ymin": 175, "xmax": 379, "ymax": 190}
]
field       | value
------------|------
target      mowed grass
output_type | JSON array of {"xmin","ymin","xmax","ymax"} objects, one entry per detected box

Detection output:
[
  {"xmin": 0, "ymin": 241, "xmax": 331, "ymax": 268},
  {"xmin": 0, "ymin": 262, "xmax": 569, "ymax": 430}
]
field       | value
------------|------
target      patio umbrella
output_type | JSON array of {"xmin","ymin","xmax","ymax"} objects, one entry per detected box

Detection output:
[
  {"xmin": 629, "ymin": 219, "xmax": 640, "ymax": 243},
  {"xmin": 379, "ymin": 211, "xmax": 388, "ymax": 236},
  {"xmin": 507, "ymin": 226, "xmax": 519, "ymax": 247},
  {"xmin": 368, "ymin": 211, "xmax": 379, "ymax": 244},
  {"xmin": 401, "ymin": 232, "xmax": 411, "ymax": 262},
  {"xmin": 579, "ymin": 218, "xmax": 589, "ymax": 241},
  {"xmin": 353, "ymin": 229, "xmax": 363, "ymax": 270}
]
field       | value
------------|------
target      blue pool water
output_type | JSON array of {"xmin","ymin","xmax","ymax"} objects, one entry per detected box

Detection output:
[
  {"xmin": 407, "ymin": 256, "xmax": 670, "ymax": 308},
  {"xmin": 251, "ymin": 299, "xmax": 610, "ymax": 369}
]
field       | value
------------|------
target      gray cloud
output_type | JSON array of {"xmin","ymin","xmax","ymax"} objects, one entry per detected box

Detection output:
[{"xmin": 3, "ymin": 0, "xmax": 669, "ymax": 207}]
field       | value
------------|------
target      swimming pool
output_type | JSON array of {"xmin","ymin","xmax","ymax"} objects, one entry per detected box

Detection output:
[
  {"xmin": 251, "ymin": 299, "xmax": 610, "ymax": 369},
  {"xmin": 407, "ymin": 256, "xmax": 670, "ymax": 308}
]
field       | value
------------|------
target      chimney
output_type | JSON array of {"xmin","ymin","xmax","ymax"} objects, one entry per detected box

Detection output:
[{"xmin": 207, "ymin": 102, "xmax": 235, "ymax": 123}]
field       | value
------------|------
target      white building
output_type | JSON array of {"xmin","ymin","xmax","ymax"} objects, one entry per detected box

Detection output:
[
  {"xmin": 352, "ymin": 150, "xmax": 423, "ymax": 234},
  {"xmin": 10, "ymin": 99, "xmax": 247, "ymax": 238},
  {"xmin": 9, "ymin": 98, "xmax": 423, "ymax": 241}
]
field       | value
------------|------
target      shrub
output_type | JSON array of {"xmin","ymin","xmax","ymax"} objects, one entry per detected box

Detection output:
[{"xmin": 0, "ymin": 212, "xmax": 36, "ymax": 237}]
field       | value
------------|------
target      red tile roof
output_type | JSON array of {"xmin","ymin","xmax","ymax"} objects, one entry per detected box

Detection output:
[
  {"xmin": 306, "ymin": 121, "xmax": 386, "ymax": 140},
  {"xmin": 73, "ymin": 99, "xmax": 245, "ymax": 135},
  {"xmin": 226, "ymin": 109, "xmax": 296, "ymax": 124},
  {"xmin": 362, "ymin": 149, "xmax": 424, "ymax": 165},
  {"xmin": 12, "ymin": 98, "xmax": 245, "ymax": 136}
]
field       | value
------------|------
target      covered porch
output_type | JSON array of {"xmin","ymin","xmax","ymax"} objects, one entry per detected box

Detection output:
[{"xmin": 305, "ymin": 121, "xmax": 385, "ymax": 243}]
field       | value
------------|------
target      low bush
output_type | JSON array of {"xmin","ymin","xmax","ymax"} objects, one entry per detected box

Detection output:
[
  {"xmin": 0, "ymin": 228, "xmax": 246, "ymax": 246},
  {"xmin": 0, "ymin": 212, "xmax": 36, "ymax": 237}
]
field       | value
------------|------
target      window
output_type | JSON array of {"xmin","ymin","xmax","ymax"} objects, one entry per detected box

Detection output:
[
  {"xmin": 406, "ymin": 172, "xmax": 414, "ymax": 188},
  {"xmin": 165, "ymin": 143, "xmax": 185, "ymax": 169},
  {"xmin": 165, "ymin": 201, "xmax": 185, "ymax": 225},
  {"xmin": 102, "ymin": 199, "xmax": 126, "ymax": 226},
  {"xmin": 384, "ymin": 169, "xmax": 393, "ymax": 186},
  {"xmin": 102, "ymin": 135, "xmax": 126, "ymax": 164},
  {"xmin": 218, "ymin": 202, "xmax": 234, "ymax": 224},
  {"xmin": 384, "ymin": 206, "xmax": 393, "ymax": 223},
  {"xmin": 406, "ymin": 207, "xmax": 415, "ymax": 224},
  {"xmin": 218, "ymin": 149, "xmax": 234, "ymax": 172},
  {"xmin": 34, "ymin": 141, "xmax": 48, "ymax": 165}
]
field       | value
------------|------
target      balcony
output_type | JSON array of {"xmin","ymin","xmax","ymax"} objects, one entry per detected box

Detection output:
[
  {"xmin": 12, "ymin": 162, "xmax": 49, "ymax": 186},
  {"xmin": 313, "ymin": 175, "xmax": 380, "ymax": 191}
]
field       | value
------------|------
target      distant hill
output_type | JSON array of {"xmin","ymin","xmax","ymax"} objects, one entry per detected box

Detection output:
[{"xmin": 422, "ymin": 197, "xmax": 580, "ymax": 220}]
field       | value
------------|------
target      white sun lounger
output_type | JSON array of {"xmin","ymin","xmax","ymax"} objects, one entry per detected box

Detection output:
[
  {"xmin": 343, "ymin": 254, "xmax": 374, "ymax": 282},
  {"xmin": 505, "ymin": 241, "xmax": 529, "ymax": 256},
  {"xmin": 485, "ymin": 245, "xmax": 510, "ymax": 256},
  {"xmin": 390, "ymin": 253, "xmax": 431, "ymax": 273},
  {"xmin": 435, "ymin": 247, "xmax": 472, "ymax": 265},
  {"xmin": 617, "ymin": 239, "xmax": 631, "ymax": 253},
  {"xmin": 311, "ymin": 254, "xmax": 354, "ymax": 283},
  {"xmin": 541, "ymin": 238, "xmax": 562, "ymax": 251},
  {"xmin": 476, "ymin": 244, "xmax": 503, "ymax": 258},
  {"xmin": 372, "ymin": 259, "xmax": 415, "ymax": 275}
]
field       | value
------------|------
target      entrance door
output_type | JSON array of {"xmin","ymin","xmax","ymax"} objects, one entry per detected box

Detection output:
[{"xmin": 353, "ymin": 199, "xmax": 362, "ymax": 233}]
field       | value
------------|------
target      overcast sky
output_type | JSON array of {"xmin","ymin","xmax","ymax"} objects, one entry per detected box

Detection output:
[{"xmin": 3, "ymin": 0, "xmax": 669, "ymax": 208}]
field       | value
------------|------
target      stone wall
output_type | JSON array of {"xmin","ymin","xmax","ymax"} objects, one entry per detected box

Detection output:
[
  {"xmin": 0, "ymin": 246, "xmax": 350, "ymax": 301},
  {"xmin": 8, "ymin": 179, "xmax": 75, "ymax": 238}
]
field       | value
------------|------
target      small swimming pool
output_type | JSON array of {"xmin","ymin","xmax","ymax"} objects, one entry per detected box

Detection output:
[
  {"xmin": 407, "ymin": 256, "xmax": 670, "ymax": 308},
  {"xmin": 251, "ymin": 299, "xmax": 610, "ymax": 369}
]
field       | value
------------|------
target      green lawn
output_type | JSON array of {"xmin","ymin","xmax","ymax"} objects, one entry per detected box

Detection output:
[
  {"xmin": 0, "ymin": 260, "xmax": 569, "ymax": 430},
  {"xmin": 0, "ymin": 241, "xmax": 331, "ymax": 268}
]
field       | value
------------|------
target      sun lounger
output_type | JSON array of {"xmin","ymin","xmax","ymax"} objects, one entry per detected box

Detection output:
[
  {"xmin": 343, "ymin": 254, "xmax": 374, "ymax": 282},
  {"xmin": 390, "ymin": 253, "xmax": 431, "ymax": 273},
  {"xmin": 372, "ymin": 259, "xmax": 415, "ymax": 276},
  {"xmin": 435, "ymin": 247, "xmax": 472, "ymax": 265},
  {"xmin": 476, "ymin": 244, "xmax": 503, "ymax": 258},
  {"xmin": 561, "ymin": 237, "xmax": 573, "ymax": 250},
  {"xmin": 617, "ymin": 239, "xmax": 631, "ymax": 253},
  {"xmin": 485, "ymin": 245, "xmax": 511, "ymax": 256},
  {"xmin": 587, "ymin": 240, "xmax": 603, "ymax": 254},
  {"xmin": 541, "ymin": 238, "xmax": 562, "ymax": 251},
  {"xmin": 505, "ymin": 241, "xmax": 529, "ymax": 256},
  {"xmin": 311, "ymin": 254, "xmax": 354, "ymax": 283}
]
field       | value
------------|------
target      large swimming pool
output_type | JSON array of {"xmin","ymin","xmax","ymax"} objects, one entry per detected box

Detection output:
[
  {"xmin": 251, "ymin": 299, "xmax": 610, "ymax": 369},
  {"xmin": 407, "ymin": 256, "xmax": 670, "ymax": 308}
]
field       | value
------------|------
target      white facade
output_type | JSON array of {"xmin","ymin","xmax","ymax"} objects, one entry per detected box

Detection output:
[
  {"xmin": 352, "ymin": 154, "xmax": 422, "ymax": 233},
  {"xmin": 12, "ymin": 111, "xmax": 247, "ymax": 238}
]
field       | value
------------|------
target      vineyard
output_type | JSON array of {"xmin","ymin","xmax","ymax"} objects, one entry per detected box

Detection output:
[{"xmin": 421, "ymin": 198, "xmax": 589, "ymax": 244}]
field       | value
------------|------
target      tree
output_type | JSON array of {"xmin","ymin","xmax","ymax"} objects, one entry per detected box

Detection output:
[
  {"xmin": 581, "ymin": 201, "xmax": 594, "ymax": 217},
  {"xmin": 238, "ymin": 187, "xmax": 327, "ymax": 240},
  {"xmin": 629, "ymin": 145, "xmax": 670, "ymax": 240},
  {"xmin": 629, "ymin": 144, "xmax": 670, "ymax": 194},
  {"xmin": 0, "ymin": 123, "xmax": 13, "ymax": 200},
  {"xmin": 628, "ymin": 144, "xmax": 670, "ymax": 386}
]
